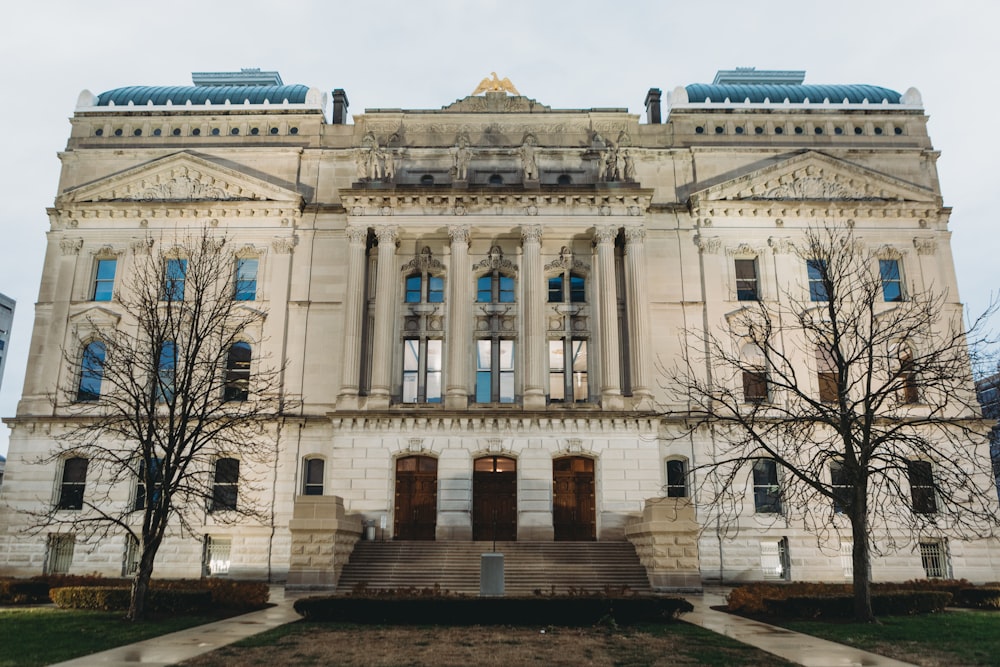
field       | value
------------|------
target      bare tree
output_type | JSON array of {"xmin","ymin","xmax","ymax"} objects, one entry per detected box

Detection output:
[
  {"xmin": 667, "ymin": 226, "xmax": 998, "ymax": 622},
  {"xmin": 35, "ymin": 231, "xmax": 290, "ymax": 621}
]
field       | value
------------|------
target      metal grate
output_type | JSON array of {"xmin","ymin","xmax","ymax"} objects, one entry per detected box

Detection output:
[
  {"xmin": 840, "ymin": 542, "xmax": 854, "ymax": 578},
  {"xmin": 47, "ymin": 535, "xmax": 75, "ymax": 574},
  {"xmin": 920, "ymin": 541, "xmax": 947, "ymax": 578},
  {"xmin": 204, "ymin": 536, "xmax": 231, "ymax": 576}
]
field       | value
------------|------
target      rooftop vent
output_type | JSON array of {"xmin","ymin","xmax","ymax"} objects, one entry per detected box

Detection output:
[
  {"xmin": 192, "ymin": 68, "xmax": 284, "ymax": 87},
  {"xmin": 713, "ymin": 68, "xmax": 805, "ymax": 86}
]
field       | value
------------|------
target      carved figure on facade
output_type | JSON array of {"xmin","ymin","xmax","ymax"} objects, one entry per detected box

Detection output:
[
  {"xmin": 519, "ymin": 135, "xmax": 539, "ymax": 182},
  {"xmin": 452, "ymin": 135, "xmax": 472, "ymax": 181},
  {"xmin": 545, "ymin": 246, "xmax": 591, "ymax": 274},
  {"xmin": 401, "ymin": 246, "xmax": 445, "ymax": 273},
  {"xmin": 355, "ymin": 132, "xmax": 395, "ymax": 183},
  {"xmin": 133, "ymin": 174, "xmax": 237, "ymax": 201},
  {"xmin": 60, "ymin": 238, "xmax": 83, "ymax": 255},
  {"xmin": 473, "ymin": 245, "xmax": 518, "ymax": 274},
  {"xmin": 623, "ymin": 150, "xmax": 636, "ymax": 183}
]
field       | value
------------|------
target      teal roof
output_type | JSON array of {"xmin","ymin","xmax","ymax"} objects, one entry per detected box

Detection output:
[
  {"xmin": 96, "ymin": 84, "xmax": 311, "ymax": 106},
  {"xmin": 685, "ymin": 83, "xmax": 902, "ymax": 104}
]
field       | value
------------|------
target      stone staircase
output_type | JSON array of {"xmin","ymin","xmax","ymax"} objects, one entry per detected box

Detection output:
[{"xmin": 336, "ymin": 541, "xmax": 653, "ymax": 595}]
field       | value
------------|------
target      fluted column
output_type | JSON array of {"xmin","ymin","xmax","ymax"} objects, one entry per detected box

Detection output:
[
  {"xmin": 336, "ymin": 227, "xmax": 368, "ymax": 409},
  {"xmin": 521, "ymin": 225, "xmax": 545, "ymax": 410},
  {"xmin": 445, "ymin": 225, "xmax": 470, "ymax": 410},
  {"xmin": 368, "ymin": 225, "xmax": 398, "ymax": 409},
  {"xmin": 36, "ymin": 237, "xmax": 82, "ymax": 408},
  {"xmin": 594, "ymin": 225, "xmax": 623, "ymax": 410},
  {"xmin": 625, "ymin": 226, "xmax": 653, "ymax": 408}
]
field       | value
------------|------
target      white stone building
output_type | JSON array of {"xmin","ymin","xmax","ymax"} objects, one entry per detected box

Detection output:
[{"xmin": 0, "ymin": 67, "xmax": 997, "ymax": 588}]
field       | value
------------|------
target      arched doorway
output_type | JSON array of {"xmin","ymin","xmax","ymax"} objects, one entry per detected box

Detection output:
[
  {"xmin": 394, "ymin": 456, "xmax": 437, "ymax": 540},
  {"xmin": 473, "ymin": 456, "xmax": 517, "ymax": 541},
  {"xmin": 553, "ymin": 456, "xmax": 596, "ymax": 541}
]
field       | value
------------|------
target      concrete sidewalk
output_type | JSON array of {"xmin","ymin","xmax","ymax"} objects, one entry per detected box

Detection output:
[
  {"xmin": 684, "ymin": 588, "xmax": 917, "ymax": 667},
  {"xmin": 48, "ymin": 586, "xmax": 300, "ymax": 667}
]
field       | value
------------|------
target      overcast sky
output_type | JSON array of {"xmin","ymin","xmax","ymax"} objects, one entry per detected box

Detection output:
[{"xmin": 0, "ymin": 0, "xmax": 996, "ymax": 457}]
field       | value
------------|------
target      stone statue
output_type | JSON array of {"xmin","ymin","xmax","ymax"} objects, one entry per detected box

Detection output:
[
  {"xmin": 472, "ymin": 72, "xmax": 520, "ymax": 96},
  {"xmin": 355, "ymin": 149, "xmax": 369, "ymax": 181},
  {"xmin": 519, "ymin": 136, "xmax": 538, "ymax": 182},
  {"xmin": 452, "ymin": 137, "xmax": 471, "ymax": 181},
  {"xmin": 603, "ymin": 145, "xmax": 621, "ymax": 182},
  {"xmin": 623, "ymin": 149, "xmax": 636, "ymax": 183}
]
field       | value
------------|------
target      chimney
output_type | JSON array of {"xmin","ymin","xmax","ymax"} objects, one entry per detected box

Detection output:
[
  {"xmin": 332, "ymin": 89, "xmax": 349, "ymax": 125},
  {"xmin": 644, "ymin": 88, "xmax": 662, "ymax": 124}
]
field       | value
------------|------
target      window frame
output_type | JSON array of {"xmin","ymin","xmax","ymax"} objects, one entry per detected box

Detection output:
[
  {"xmin": 752, "ymin": 459, "xmax": 782, "ymax": 514},
  {"xmin": 134, "ymin": 457, "xmax": 163, "ymax": 511},
  {"xmin": 402, "ymin": 337, "xmax": 443, "ymax": 404},
  {"xmin": 223, "ymin": 342, "xmax": 251, "ymax": 402},
  {"xmin": 203, "ymin": 535, "xmax": 232, "ymax": 576},
  {"xmin": 211, "ymin": 458, "xmax": 239, "ymax": 512},
  {"xmin": 303, "ymin": 457, "xmax": 325, "ymax": 496},
  {"xmin": 234, "ymin": 257, "xmax": 259, "ymax": 302},
  {"xmin": 665, "ymin": 458, "xmax": 688, "ymax": 498},
  {"xmin": 77, "ymin": 340, "xmax": 106, "ymax": 402},
  {"xmin": 807, "ymin": 258, "xmax": 829, "ymax": 301},
  {"xmin": 879, "ymin": 258, "xmax": 904, "ymax": 303},
  {"xmin": 734, "ymin": 257, "xmax": 759, "ymax": 301},
  {"xmin": 908, "ymin": 460, "xmax": 937, "ymax": 514},
  {"xmin": 162, "ymin": 258, "xmax": 187, "ymax": 301},
  {"xmin": 56, "ymin": 457, "xmax": 88, "ymax": 511},
  {"xmin": 548, "ymin": 338, "xmax": 589, "ymax": 403},
  {"xmin": 92, "ymin": 258, "xmax": 117, "ymax": 302},
  {"xmin": 816, "ymin": 344, "xmax": 838, "ymax": 403},
  {"xmin": 919, "ymin": 540, "xmax": 949, "ymax": 578},
  {"xmin": 46, "ymin": 534, "xmax": 75, "ymax": 575},
  {"xmin": 830, "ymin": 460, "xmax": 850, "ymax": 513}
]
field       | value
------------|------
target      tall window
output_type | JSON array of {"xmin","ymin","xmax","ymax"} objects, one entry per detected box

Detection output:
[
  {"xmin": 123, "ymin": 536, "xmax": 140, "ymax": 576},
  {"xmin": 403, "ymin": 339, "xmax": 442, "ymax": 403},
  {"xmin": 57, "ymin": 457, "xmax": 88, "ymax": 510},
  {"xmin": 742, "ymin": 345, "xmax": 768, "ymax": 403},
  {"xmin": 908, "ymin": 460, "xmax": 937, "ymax": 514},
  {"xmin": 303, "ymin": 458, "xmax": 324, "ymax": 495},
  {"xmin": 234, "ymin": 258, "xmax": 258, "ymax": 301},
  {"xmin": 77, "ymin": 341, "xmax": 106, "ymax": 402},
  {"xmin": 898, "ymin": 348, "xmax": 919, "ymax": 404},
  {"xmin": 817, "ymin": 345, "xmax": 838, "ymax": 403},
  {"xmin": 46, "ymin": 535, "xmax": 75, "ymax": 575},
  {"xmin": 156, "ymin": 341, "xmax": 176, "ymax": 402},
  {"xmin": 830, "ymin": 460, "xmax": 850, "ymax": 513},
  {"xmin": 211, "ymin": 458, "xmax": 239, "ymax": 511},
  {"xmin": 807, "ymin": 259, "xmax": 828, "ymax": 301},
  {"xmin": 880, "ymin": 259, "xmax": 903, "ymax": 302},
  {"xmin": 476, "ymin": 268, "xmax": 516, "ymax": 404},
  {"xmin": 92, "ymin": 258, "xmax": 116, "ymax": 301},
  {"xmin": 163, "ymin": 258, "xmax": 187, "ymax": 301},
  {"xmin": 735, "ymin": 258, "xmax": 759, "ymax": 301},
  {"xmin": 753, "ymin": 459, "xmax": 781, "ymax": 513},
  {"xmin": 547, "ymin": 272, "xmax": 586, "ymax": 303},
  {"xmin": 665, "ymin": 459, "xmax": 687, "ymax": 498},
  {"xmin": 548, "ymin": 339, "xmax": 588, "ymax": 402},
  {"xmin": 134, "ymin": 458, "xmax": 163, "ymax": 511},
  {"xmin": 405, "ymin": 273, "xmax": 444, "ymax": 303},
  {"xmin": 401, "ymin": 265, "xmax": 445, "ymax": 404},
  {"xmin": 224, "ymin": 342, "xmax": 251, "ymax": 402}
]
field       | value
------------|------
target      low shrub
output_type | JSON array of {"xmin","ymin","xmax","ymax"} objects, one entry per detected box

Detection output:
[
  {"xmin": 0, "ymin": 575, "xmax": 268, "ymax": 609},
  {"xmin": 957, "ymin": 587, "xmax": 1000, "ymax": 609},
  {"xmin": 762, "ymin": 591, "xmax": 952, "ymax": 619},
  {"xmin": 50, "ymin": 586, "xmax": 212, "ymax": 613},
  {"xmin": 0, "ymin": 579, "xmax": 51, "ymax": 604},
  {"xmin": 727, "ymin": 580, "xmax": 975, "ymax": 615},
  {"xmin": 293, "ymin": 596, "xmax": 693, "ymax": 625}
]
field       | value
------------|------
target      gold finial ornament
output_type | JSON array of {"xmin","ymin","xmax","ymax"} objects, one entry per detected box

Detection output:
[{"xmin": 472, "ymin": 72, "xmax": 520, "ymax": 96}]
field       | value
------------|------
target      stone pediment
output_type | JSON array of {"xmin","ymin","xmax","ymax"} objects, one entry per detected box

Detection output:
[
  {"xmin": 61, "ymin": 152, "xmax": 304, "ymax": 205},
  {"xmin": 690, "ymin": 151, "xmax": 939, "ymax": 208},
  {"xmin": 442, "ymin": 92, "xmax": 552, "ymax": 113}
]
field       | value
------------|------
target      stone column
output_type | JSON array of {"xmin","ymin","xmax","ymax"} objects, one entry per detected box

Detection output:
[
  {"xmin": 266, "ymin": 235, "xmax": 296, "ymax": 404},
  {"xmin": 336, "ymin": 227, "xmax": 369, "ymax": 410},
  {"xmin": 521, "ymin": 225, "xmax": 545, "ymax": 410},
  {"xmin": 445, "ymin": 225, "xmax": 470, "ymax": 410},
  {"xmin": 367, "ymin": 225, "xmax": 398, "ymax": 409},
  {"xmin": 625, "ymin": 226, "xmax": 653, "ymax": 408},
  {"xmin": 594, "ymin": 225, "xmax": 623, "ymax": 410}
]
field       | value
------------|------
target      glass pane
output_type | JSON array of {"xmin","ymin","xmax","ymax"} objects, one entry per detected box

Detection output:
[
  {"xmin": 476, "ymin": 340, "xmax": 492, "ymax": 371},
  {"xmin": 549, "ymin": 340, "xmax": 564, "ymax": 371},
  {"xmin": 549, "ymin": 372, "xmax": 565, "ymax": 400},
  {"xmin": 426, "ymin": 340, "xmax": 442, "ymax": 371},
  {"xmin": 753, "ymin": 460, "xmax": 777, "ymax": 486},
  {"xmin": 808, "ymin": 259, "xmax": 828, "ymax": 301},
  {"xmin": 402, "ymin": 372, "xmax": 418, "ymax": 402},
  {"xmin": 476, "ymin": 371, "xmax": 492, "ymax": 403},
  {"xmin": 403, "ymin": 339, "xmax": 419, "ymax": 371},
  {"xmin": 572, "ymin": 370, "xmax": 588, "ymax": 402},
  {"xmin": 498, "ymin": 340, "xmax": 514, "ymax": 370},
  {"xmin": 571, "ymin": 340, "xmax": 587, "ymax": 372},
  {"xmin": 735, "ymin": 259, "xmax": 758, "ymax": 301},
  {"xmin": 78, "ymin": 341, "xmax": 105, "ymax": 401},
  {"xmin": 428, "ymin": 276, "xmax": 444, "ymax": 303},
  {"xmin": 499, "ymin": 371, "xmax": 514, "ymax": 403},
  {"xmin": 94, "ymin": 259, "xmax": 116, "ymax": 301},
  {"xmin": 64, "ymin": 458, "xmax": 88, "ymax": 483},
  {"xmin": 164, "ymin": 259, "xmax": 187, "ymax": 300},
  {"xmin": 495, "ymin": 457, "xmax": 516, "ymax": 472},
  {"xmin": 548, "ymin": 276, "xmax": 563, "ymax": 302},
  {"xmin": 405, "ymin": 275, "xmax": 422, "ymax": 303},
  {"xmin": 570, "ymin": 274, "xmax": 586, "ymax": 303},
  {"xmin": 216, "ymin": 458, "xmax": 239, "ymax": 484},
  {"xmin": 880, "ymin": 259, "xmax": 902, "ymax": 302},
  {"xmin": 426, "ymin": 371, "xmax": 442, "ymax": 403},
  {"xmin": 476, "ymin": 276, "xmax": 492, "ymax": 303},
  {"xmin": 306, "ymin": 459, "xmax": 324, "ymax": 483},
  {"xmin": 499, "ymin": 275, "xmax": 515, "ymax": 302}
]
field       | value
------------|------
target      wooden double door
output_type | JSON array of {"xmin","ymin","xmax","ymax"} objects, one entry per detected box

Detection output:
[
  {"xmin": 553, "ymin": 456, "xmax": 596, "ymax": 541},
  {"xmin": 472, "ymin": 456, "xmax": 517, "ymax": 541},
  {"xmin": 394, "ymin": 456, "xmax": 438, "ymax": 540}
]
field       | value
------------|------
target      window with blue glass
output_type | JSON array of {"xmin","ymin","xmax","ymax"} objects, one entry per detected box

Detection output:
[
  {"xmin": 93, "ymin": 259, "xmax": 116, "ymax": 301},
  {"xmin": 477, "ymin": 273, "xmax": 515, "ymax": 303},
  {"xmin": 880, "ymin": 259, "xmax": 903, "ymax": 302},
  {"xmin": 224, "ymin": 342, "xmax": 251, "ymax": 402},
  {"xmin": 134, "ymin": 458, "xmax": 163, "ymax": 511},
  {"xmin": 547, "ymin": 272, "xmax": 586, "ymax": 304},
  {"xmin": 156, "ymin": 341, "xmax": 176, "ymax": 402},
  {"xmin": 405, "ymin": 274, "xmax": 444, "ymax": 304},
  {"xmin": 735, "ymin": 258, "xmax": 759, "ymax": 301},
  {"xmin": 163, "ymin": 259, "xmax": 187, "ymax": 301},
  {"xmin": 807, "ymin": 259, "xmax": 828, "ymax": 301},
  {"xmin": 475, "ymin": 267, "xmax": 517, "ymax": 403},
  {"xmin": 77, "ymin": 341, "xmax": 106, "ymax": 402},
  {"xmin": 234, "ymin": 258, "xmax": 258, "ymax": 301}
]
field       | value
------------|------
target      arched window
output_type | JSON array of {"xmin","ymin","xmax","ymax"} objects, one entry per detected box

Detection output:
[
  {"xmin": 77, "ymin": 341, "xmax": 106, "ymax": 402},
  {"xmin": 224, "ymin": 342, "xmax": 251, "ymax": 402},
  {"xmin": 303, "ymin": 458, "xmax": 325, "ymax": 496},
  {"xmin": 665, "ymin": 459, "xmax": 687, "ymax": 498}
]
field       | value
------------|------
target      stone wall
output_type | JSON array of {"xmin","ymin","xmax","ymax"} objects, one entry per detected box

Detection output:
[
  {"xmin": 286, "ymin": 494, "xmax": 362, "ymax": 591},
  {"xmin": 625, "ymin": 497, "xmax": 701, "ymax": 590}
]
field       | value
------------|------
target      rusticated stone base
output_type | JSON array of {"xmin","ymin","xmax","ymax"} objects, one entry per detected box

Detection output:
[
  {"xmin": 286, "ymin": 495, "xmax": 363, "ymax": 592},
  {"xmin": 625, "ymin": 497, "xmax": 702, "ymax": 591}
]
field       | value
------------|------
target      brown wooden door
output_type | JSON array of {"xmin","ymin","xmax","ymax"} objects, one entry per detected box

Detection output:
[
  {"xmin": 394, "ymin": 456, "xmax": 437, "ymax": 540},
  {"xmin": 473, "ymin": 456, "xmax": 517, "ymax": 541},
  {"xmin": 553, "ymin": 457, "xmax": 596, "ymax": 541}
]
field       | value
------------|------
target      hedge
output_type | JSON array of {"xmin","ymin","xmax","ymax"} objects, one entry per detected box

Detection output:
[
  {"xmin": 0, "ymin": 576, "xmax": 268, "ymax": 609},
  {"xmin": 293, "ymin": 596, "xmax": 693, "ymax": 626},
  {"xmin": 957, "ymin": 588, "xmax": 1000, "ymax": 609},
  {"xmin": 727, "ymin": 580, "xmax": 984, "ymax": 615},
  {"xmin": 50, "ymin": 586, "xmax": 212, "ymax": 613},
  {"xmin": 0, "ymin": 579, "xmax": 50, "ymax": 604},
  {"xmin": 762, "ymin": 591, "xmax": 952, "ymax": 618}
]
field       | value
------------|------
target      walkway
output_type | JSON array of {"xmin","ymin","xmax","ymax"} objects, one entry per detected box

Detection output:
[
  {"xmin": 48, "ymin": 586, "xmax": 300, "ymax": 667},
  {"xmin": 685, "ymin": 588, "xmax": 917, "ymax": 667}
]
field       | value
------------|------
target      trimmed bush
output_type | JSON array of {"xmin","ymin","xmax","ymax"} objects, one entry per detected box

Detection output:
[
  {"xmin": 762, "ymin": 591, "xmax": 952, "ymax": 619},
  {"xmin": 727, "ymin": 580, "xmax": 978, "ymax": 615},
  {"xmin": 957, "ymin": 588, "xmax": 1000, "ymax": 609},
  {"xmin": 50, "ymin": 586, "xmax": 212, "ymax": 613},
  {"xmin": 293, "ymin": 596, "xmax": 693, "ymax": 626},
  {"xmin": 0, "ymin": 579, "xmax": 51, "ymax": 604}
]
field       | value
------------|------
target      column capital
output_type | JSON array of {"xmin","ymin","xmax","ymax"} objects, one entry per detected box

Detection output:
[
  {"xmin": 624, "ymin": 225, "xmax": 647, "ymax": 244},
  {"xmin": 520, "ymin": 224, "xmax": 543, "ymax": 245},
  {"xmin": 346, "ymin": 226, "xmax": 368, "ymax": 244},
  {"xmin": 593, "ymin": 225, "xmax": 619, "ymax": 245},
  {"xmin": 374, "ymin": 225, "xmax": 398, "ymax": 246},
  {"xmin": 448, "ymin": 224, "xmax": 470, "ymax": 245}
]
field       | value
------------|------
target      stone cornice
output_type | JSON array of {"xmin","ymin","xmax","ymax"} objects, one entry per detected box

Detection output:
[
  {"xmin": 52, "ymin": 202, "xmax": 303, "ymax": 226},
  {"xmin": 328, "ymin": 412, "xmax": 660, "ymax": 433},
  {"xmin": 342, "ymin": 190, "xmax": 653, "ymax": 218},
  {"xmin": 691, "ymin": 200, "xmax": 946, "ymax": 221}
]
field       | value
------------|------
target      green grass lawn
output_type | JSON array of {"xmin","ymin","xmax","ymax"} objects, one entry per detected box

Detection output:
[
  {"xmin": 0, "ymin": 607, "xmax": 230, "ymax": 667},
  {"xmin": 783, "ymin": 610, "xmax": 1000, "ymax": 666}
]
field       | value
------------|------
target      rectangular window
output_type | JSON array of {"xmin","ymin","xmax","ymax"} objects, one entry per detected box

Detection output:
[
  {"xmin": 156, "ymin": 341, "xmax": 176, "ymax": 403},
  {"xmin": 665, "ymin": 459, "xmax": 687, "ymax": 498},
  {"xmin": 830, "ymin": 460, "xmax": 849, "ymax": 513},
  {"xmin": 743, "ymin": 369, "xmax": 768, "ymax": 403},
  {"xmin": 123, "ymin": 536, "xmax": 140, "ymax": 577},
  {"xmin": 817, "ymin": 346, "xmax": 838, "ymax": 403},
  {"xmin": 760, "ymin": 538, "xmax": 789, "ymax": 580},
  {"xmin": 735, "ymin": 258, "xmax": 759, "ymax": 301},
  {"xmin": 46, "ymin": 535, "xmax": 75, "ymax": 575},
  {"xmin": 405, "ymin": 275, "xmax": 422, "ymax": 303},
  {"xmin": 428, "ymin": 276, "xmax": 444, "ymax": 303},
  {"xmin": 163, "ymin": 259, "xmax": 187, "ymax": 301},
  {"xmin": 920, "ymin": 541, "xmax": 948, "ymax": 578},
  {"xmin": 426, "ymin": 339, "xmax": 442, "ymax": 402},
  {"xmin": 547, "ymin": 275, "xmax": 563, "ymax": 303},
  {"xmin": 304, "ymin": 458, "xmax": 324, "ymax": 495},
  {"xmin": 402, "ymin": 338, "xmax": 419, "ymax": 402},
  {"xmin": 908, "ymin": 460, "xmax": 937, "ymax": 514},
  {"xmin": 841, "ymin": 542, "xmax": 854, "ymax": 579},
  {"xmin": 57, "ymin": 458, "xmax": 88, "ymax": 510},
  {"xmin": 753, "ymin": 460, "xmax": 781, "ymax": 513},
  {"xmin": 402, "ymin": 339, "xmax": 442, "ymax": 404},
  {"xmin": 549, "ymin": 340, "xmax": 565, "ymax": 402},
  {"xmin": 569, "ymin": 274, "xmax": 586, "ymax": 303},
  {"xmin": 476, "ymin": 339, "xmax": 514, "ymax": 403},
  {"xmin": 211, "ymin": 458, "xmax": 239, "ymax": 511},
  {"xmin": 93, "ymin": 259, "xmax": 117, "ymax": 301},
  {"xmin": 807, "ymin": 259, "xmax": 828, "ymax": 301},
  {"xmin": 203, "ymin": 536, "xmax": 232, "ymax": 576},
  {"xmin": 880, "ymin": 259, "xmax": 903, "ymax": 302},
  {"xmin": 234, "ymin": 258, "xmax": 258, "ymax": 301},
  {"xmin": 134, "ymin": 458, "xmax": 163, "ymax": 511}
]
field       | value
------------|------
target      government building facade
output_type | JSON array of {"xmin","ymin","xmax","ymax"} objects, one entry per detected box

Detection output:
[{"xmin": 1, "ymin": 68, "xmax": 997, "ymax": 588}]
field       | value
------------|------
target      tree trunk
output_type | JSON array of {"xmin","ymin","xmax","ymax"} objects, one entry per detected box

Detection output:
[
  {"xmin": 850, "ymin": 504, "xmax": 875, "ymax": 623},
  {"xmin": 126, "ymin": 554, "xmax": 155, "ymax": 622}
]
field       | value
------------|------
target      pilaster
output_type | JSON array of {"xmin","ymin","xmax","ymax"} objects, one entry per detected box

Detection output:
[
  {"xmin": 625, "ymin": 226, "xmax": 653, "ymax": 409},
  {"xmin": 445, "ymin": 225, "xmax": 470, "ymax": 410},
  {"xmin": 367, "ymin": 225, "xmax": 398, "ymax": 409},
  {"xmin": 521, "ymin": 225, "xmax": 545, "ymax": 410},
  {"xmin": 337, "ymin": 227, "xmax": 368, "ymax": 410},
  {"xmin": 594, "ymin": 225, "xmax": 623, "ymax": 410}
]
